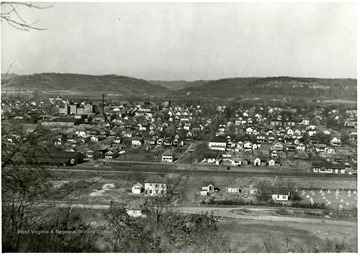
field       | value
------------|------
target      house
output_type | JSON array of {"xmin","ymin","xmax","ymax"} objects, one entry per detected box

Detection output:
[
  {"xmin": 330, "ymin": 137, "xmax": 341, "ymax": 146},
  {"xmin": 186, "ymin": 131, "xmax": 193, "ymax": 140},
  {"xmin": 228, "ymin": 187, "xmax": 241, "ymax": 193},
  {"xmin": 268, "ymin": 159, "xmax": 281, "ymax": 166},
  {"xmin": 131, "ymin": 137, "xmax": 143, "ymax": 146},
  {"xmin": 296, "ymin": 145, "xmax": 306, "ymax": 151},
  {"xmin": 254, "ymin": 157, "xmax": 267, "ymax": 166},
  {"xmin": 326, "ymin": 147, "xmax": 336, "ymax": 154},
  {"xmin": 241, "ymin": 185, "xmax": 258, "ymax": 196},
  {"xmin": 243, "ymin": 142, "xmax": 253, "ymax": 151},
  {"xmin": 132, "ymin": 182, "xmax": 144, "ymax": 194},
  {"xmin": 286, "ymin": 128, "xmax": 294, "ymax": 136},
  {"xmin": 270, "ymin": 150, "xmax": 278, "ymax": 158},
  {"xmin": 86, "ymin": 150, "xmax": 94, "ymax": 159},
  {"xmin": 256, "ymin": 134, "xmax": 266, "ymax": 143},
  {"xmin": 144, "ymin": 181, "xmax": 167, "ymax": 196},
  {"xmin": 202, "ymin": 151, "xmax": 221, "ymax": 165},
  {"xmin": 245, "ymin": 127, "xmax": 253, "ymax": 134},
  {"xmin": 300, "ymin": 118, "xmax": 310, "ymax": 125},
  {"xmin": 268, "ymin": 135, "xmax": 276, "ymax": 143},
  {"xmin": 286, "ymin": 145, "xmax": 296, "ymax": 152},
  {"xmin": 272, "ymin": 190, "xmax": 291, "ymax": 202},
  {"xmin": 113, "ymin": 137, "xmax": 122, "ymax": 144},
  {"xmin": 311, "ymin": 162, "xmax": 347, "ymax": 174},
  {"xmin": 271, "ymin": 142, "xmax": 284, "ymax": 151},
  {"xmin": 252, "ymin": 144, "xmax": 259, "ymax": 150},
  {"xmin": 163, "ymin": 139, "xmax": 172, "ymax": 146},
  {"xmin": 126, "ymin": 199, "xmax": 145, "ymax": 218},
  {"xmin": 208, "ymin": 136, "xmax": 227, "ymax": 151},
  {"xmin": 162, "ymin": 149, "xmax": 174, "ymax": 163},
  {"xmin": 35, "ymin": 151, "xmax": 84, "ymax": 166},
  {"xmin": 308, "ymin": 130, "xmax": 317, "ymax": 137},
  {"xmin": 225, "ymin": 157, "xmax": 242, "ymax": 166},
  {"xmin": 105, "ymin": 149, "xmax": 119, "ymax": 159},
  {"xmin": 200, "ymin": 184, "xmax": 215, "ymax": 196},
  {"xmin": 315, "ymin": 144, "xmax": 327, "ymax": 153}
]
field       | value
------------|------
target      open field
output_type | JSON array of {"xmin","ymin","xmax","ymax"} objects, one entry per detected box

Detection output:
[{"xmin": 217, "ymin": 219, "xmax": 357, "ymax": 253}]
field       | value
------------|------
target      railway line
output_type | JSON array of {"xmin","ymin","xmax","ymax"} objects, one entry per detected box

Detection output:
[{"xmin": 54, "ymin": 161, "xmax": 357, "ymax": 180}]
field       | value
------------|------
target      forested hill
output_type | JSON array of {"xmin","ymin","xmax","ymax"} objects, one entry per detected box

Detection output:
[
  {"xmin": 1, "ymin": 73, "xmax": 170, "ymax": 96},
  {"xmin": 2, "ymin": 74, "xmax": 356, "ymax": 100},
  {"xmin": 176, "ymin": 77, "xmax": 357, "ymax": 99}
]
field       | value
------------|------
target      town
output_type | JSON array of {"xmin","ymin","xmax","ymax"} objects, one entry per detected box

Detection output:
[
  {"xmin": 1, "ymin": 2, "xmax": 357, "ymax": 253},
  {"xmin": 2, "ymin": 91, "xmax": 358, "ymax": 253},
  {"xmin": 3, "ymin": 94, "xmax": 357, "ymax": 173}
]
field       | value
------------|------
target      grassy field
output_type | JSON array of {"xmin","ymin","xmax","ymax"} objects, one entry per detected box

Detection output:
[{"xmin": 217, "ymin": 219, "xmax": 357, "ymax": 253}]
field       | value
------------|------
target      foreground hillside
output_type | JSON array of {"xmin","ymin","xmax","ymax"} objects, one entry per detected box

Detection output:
[
  {"xmin": 1, "ymin": 73, "xmax": 169, "ymax": 96},
  {"xmin": 176, "ymin": 77, "xmax": 357, "ymax": 100}
]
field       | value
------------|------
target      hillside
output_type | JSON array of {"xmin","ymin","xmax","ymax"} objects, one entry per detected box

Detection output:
[
  {"xmin": 176, "ymin": 77, "xmax": 357, "ymax": 100},
  {"xmin": 149, "ymin": 80, "xmax": 211, "ymax": 90},
  {"xmin": 1, "ymin": 73, "xmax": 170, "ymax": 96}
]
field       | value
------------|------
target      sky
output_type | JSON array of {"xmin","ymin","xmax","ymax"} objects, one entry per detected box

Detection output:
[{"xmin": 1, "ymin": 2, "xmax": 357, "ymax": 80}]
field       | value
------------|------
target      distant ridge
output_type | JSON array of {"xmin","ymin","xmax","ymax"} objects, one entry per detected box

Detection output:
[
  {"xmin": 175, "ymin": 76, "xmax": 357, "ymax": 100},
  {"xmin": 1, "ymin": 73, "xmax": 356, "ymax": 100},
  {"xmin": 1, "ymin": 73, "xmax": 170, "ymax": 96}
]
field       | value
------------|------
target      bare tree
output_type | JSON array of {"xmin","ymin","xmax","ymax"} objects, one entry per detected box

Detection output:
[
  {"xmin": 104, "ymin": 175, "xmax": 230, "ymax": 253},
  {"xmin": 1, "ymin": 2, "xmax": 51, "ymax": 31}
]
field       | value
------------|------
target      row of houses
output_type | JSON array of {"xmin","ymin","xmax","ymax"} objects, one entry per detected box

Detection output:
[
  {"xmin": 208, "ymin": 135, "xmax": 343, "ymax": 152},
  {"xmin": 200, "ymin": 184, "xmax": 291, "ymax": 202}
]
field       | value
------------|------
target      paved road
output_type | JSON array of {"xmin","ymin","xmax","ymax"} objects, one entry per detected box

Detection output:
[{"xmin": 53, "ymin": 202, "xmax": 356, "ymax": 226}]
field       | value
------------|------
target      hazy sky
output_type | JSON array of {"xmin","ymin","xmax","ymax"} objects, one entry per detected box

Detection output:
[{"xmin": 1, "ymin": 2, "xmax": 357, "ymax": 80}]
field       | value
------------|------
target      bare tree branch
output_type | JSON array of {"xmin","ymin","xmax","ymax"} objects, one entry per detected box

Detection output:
[{"xmin": 1, "ymin": 2, "xmax": 51, "ymax": 31}]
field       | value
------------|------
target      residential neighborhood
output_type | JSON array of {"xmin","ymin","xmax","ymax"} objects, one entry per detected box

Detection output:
[{"xmin": 2, "ymin": 95, "xmax": 357, "ymax": 176}]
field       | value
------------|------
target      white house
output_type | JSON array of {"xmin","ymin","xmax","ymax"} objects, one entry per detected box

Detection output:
[
  {"xmin": 330, "ymin": 137, "xmax": 341, "ymax": 146},
  {"xmin": 132, "ymin": 182, "xmax": 144, "ymax": 194},
  {"xmin": 272, "ymin": 191, "xmax": 291, "ymax": 202},
  {"xmin": 308, "ymin": 130, "xmax": 317, "ymax": 137},
  {"xmin": 268, "ymin": 159, "xmax": 276, "ymax": 166},
  {"xmin": 201, "ymin": 184, "xmax": 215, "ymax": 195},
  {"xmin": 144, "ymin": 182, "xmax": 167, "ymax": 196},
  {"xmin": 245, "ymin": 127, "xmax": 253, "ymax": 134},
  {"xmin": 286, "ymin": 129, "xmax": 294, "ymax": 136},
  {"xmin": 90, "ymin": 136, "xmax": 98, "ymax": 142},
  {"xmin": 131, "ymin": 137, "xmax": 143, "ymax": 146},
  {"xmin": 244, "ymin": 142, "xmax": 253, "ymax": 150},
  {"xmin": 326, "ymin": 147, "xmax": 336, "ymax": 154},
  {"xmin": 208, "ymin": 136, "xmax": 227, "ymax": 151},
  {"xmin": 296, "ymin": 145, "xmax": 306, "ymax": 151},
  {"xmin": 162, "ymin": 149, "xmax": 174, "ymax": 163},
  {"xmin": 228, "ymin": 187, "xmax": 240, "ymax": 193}
]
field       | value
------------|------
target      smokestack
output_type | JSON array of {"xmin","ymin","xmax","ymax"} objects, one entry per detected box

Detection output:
[{"xmin": 102, "ymin": 94, "xmax": 105, "ymax": 116}]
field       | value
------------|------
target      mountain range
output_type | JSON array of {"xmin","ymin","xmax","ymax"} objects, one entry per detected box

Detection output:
[{"xmin": 1, "ymin": 73, "xmax": 357, "ymax": 100}]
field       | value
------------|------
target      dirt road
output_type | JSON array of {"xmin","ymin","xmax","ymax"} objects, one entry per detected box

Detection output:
[{"xmin": 53, "ymin": 202, "xmax": 356, "ymax": 227}]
